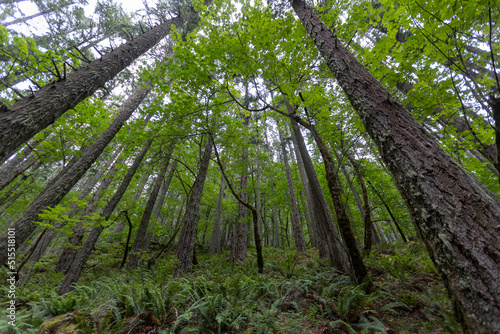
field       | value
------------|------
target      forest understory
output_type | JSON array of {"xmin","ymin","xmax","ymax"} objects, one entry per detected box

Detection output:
[{"xmin": 0, "ymin": 241, "xmax": 459, "ymax": 334}]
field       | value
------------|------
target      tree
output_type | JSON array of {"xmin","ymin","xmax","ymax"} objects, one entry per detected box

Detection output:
[
  {"xmin": 0, "ymin": 15, "xmax": 182, "ymax": 163},
  {"xmin": 0, "ymin": 86, "xmax": 149, "ymax": 265},
  {"xmin": 289, "ymin": 0, "xmax": 500, "ymax": 331},
  {"xmin": 174, "ymin": 136, "xmax": 212, "ymax": 275}
]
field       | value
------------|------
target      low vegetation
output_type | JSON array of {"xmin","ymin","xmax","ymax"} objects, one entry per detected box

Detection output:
[{"xmin": 0, "ymin": 242, "xmax": 460, "ymax": 333}]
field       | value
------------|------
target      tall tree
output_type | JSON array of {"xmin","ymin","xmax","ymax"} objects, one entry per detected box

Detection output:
[
  {"xmin": 127, "ymin": 141, "xmax": 175, "ymax": 269},
  {"xmin": 277, "ymin": 125, "xmax": 306, "ymax": 251},
  {"xmin": 58, "ymin": 137, "xmax": 154, "ymax": 294},
  {"xmin": 0, "ymin": 86, "xmax": 149, "ymax": 265},
  {"xmin": 0, "ymin": 15, "xmax": 182, "ymax": 163},
  {"xmin": 289, "ymin": 0, "xmax": 500, "ymax": 331},
  {"xmin": 208, "ymin": 174, "xmax": 225, "ymax": 255},
  {"xmin": 174, "ymin": 136, "xmax": 212, "ymax": 275}
]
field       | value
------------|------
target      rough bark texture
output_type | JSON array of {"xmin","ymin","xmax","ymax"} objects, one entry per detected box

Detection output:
[
  {"xmin": 58, "ymin": 138, "xmax": 154, "ymax": 294},
  {"xmin": 29, "ymin": 153, "xmax": 115, "ymax": 266},
  {"xmin": 291, "ymin": 0, "xmax": 500, "ymax": 331},
  {"xmin": 304, "ymin": 120, "xmax": 368, "ymax": 284},
  {"xmin": 290, "ymin": 119, "xmax": 351, "ymax": 274},
  {"xmin": 127, "ymin": 144, "xmax": 174, "ymax": 270},
  {"xmin": 0, "ymin": 87, "xmax": 149, "ymax": 266},
  {"xmin": 278, "ymin": 127, "xmax": 306, "ymax": 251},
  {"xmin": 174, "ymin": 138, "xmax": 212, "ymax": 275},
  {"xmin": 0, "ymin": 16, "xmax": 181, "ymax": 162},
  {"xmin": 209, "ymin": 174, "xmax": 225, "ymax": 255}
]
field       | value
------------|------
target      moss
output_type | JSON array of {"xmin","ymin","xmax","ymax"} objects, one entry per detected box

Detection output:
[{"xmin": 37, "ymin": 314, "xmax": 78, "ymax": 334}]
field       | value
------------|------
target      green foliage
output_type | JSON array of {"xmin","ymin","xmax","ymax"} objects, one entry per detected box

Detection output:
[{"xmin": 0, "ymin": 242, "xmax": 460, "ymax": 333}]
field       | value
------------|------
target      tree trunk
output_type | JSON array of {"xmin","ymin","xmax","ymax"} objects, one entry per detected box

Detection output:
[
  {"xmin": 290, "ymin": 128, "xmax": 321, "ymax": 252},
  {"xmin": 127, "ymin": 143, "xmax": 174, "ymax": 270},
  {"xmin": 28, "ymin": 152, "xmax": 118, "ymax": 266},
  {"xmin": 144, "ymin": 160, "xmax": 177, "ymax": 248},
  {"xmin": 339, "ymin": 163, "xmax": 380, "ymax": 246},
  {"xmin": 112, "ymin": 173, "xmax": 150, "ymax": 236},
  {"xmin": 0, "ymin": 3, "xmax": 73, "ymax": 27},
  {"xmin": 345, "ymin": 152, "xmax": 376, "ymax": 255},
  {"xmin": 271, "ymin": 207, "xmax": 280, "ymax": 248},
  {"xmin": 278, "ymin": 126, "xmax": 306, "ymax": 251},
  {"xmin": 58, "ymin": 138, "xmax": 154, "ymax": 294},
  {"xmin": 212, "ymin": 136, "xmax": 264, "ymax": 273},
  {"xmin": 55, "ymin": 152, "xmax": 125, "ymax": 273},
  {"xmin": 0, "ymin": 137, "xmax": 41, "ymax": 175},
  {"xmin": 290, "ymin": 0, "xmax": 500, "ymax": 331},
  {"xmin": 290, "ymin": 119, "xmax": 351, "ymax": 274},
  {"xmin": 0, "ymin": 86, "xmax": 149, "ymax": 266},
  {"xmin": 231, "ymin": 141, "xmax": 249, "ymax": 263},
  {"xmin": 209, "ymin": 174, "xmax": 226, "ymax": 255},
  {"xmin": 0, "ymin": 15, "xmax": 182, "ymax": 162},
  {"xmin": 174, "ymin": 137, "xmax": 212, "ymax": 275}
]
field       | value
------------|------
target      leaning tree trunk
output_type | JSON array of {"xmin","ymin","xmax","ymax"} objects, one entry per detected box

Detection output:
[
  {"xmin": 27, "ymin": 151, "xmax": 120, "ymax": 266},
  {"xmin": 290, "ymin": 0, "xmax": 500, "ymax": 331},
  {"xmin": 58, "ymin": 138, "xmax": 154, "ymax": 295},
  {"xmin": 56, "ymin": 151, "xmax": 125, "ymax": 273},
  {"xmin": 231, "ymin": 135, "xmax": 249, "ymax": 263},
  {"xmin": 209, "ymin": 174, "xmax": 226, "ymax": 255},
  {"xmin": 291, "ymin": 112, "xmax": 368, "ymax": 285},
  {"xmin": 345, "ymin": 152, "xmax": 377, "ymax": 255},
  {"xmin": 290, "ymin": 129, "xmax": 321, "ymax": 252},
  {"xmin": 290, "ymin": 119, "xmax": 352, "ymax": 275},
  {"xmin": 338, "ymin": 162, "xmax": 380, "ymax": 246},
  {"xmin": 174, "ymin": 137, "xmax": 212, "ymax": 275},
  {"xmin": 0, "ymin": 15, "xmax": 182, "ymax": 162},
  {"xmin": 127, "ymin": 143, "xmax": 174, "ymax": 270},
  {"xmin": 0, "ymin": 87, "xmax": 149, "ymax": 266},
  {"xmin": 144, "ymin": 160, "xmax": 177, "ymax": 248},
  {"xmin": 112, "ymin": 173, "xmax": 150, "ymax": 236},
  {"xmin": 278, "ymin": 126, "xmax": 306, "ymax": 251}
]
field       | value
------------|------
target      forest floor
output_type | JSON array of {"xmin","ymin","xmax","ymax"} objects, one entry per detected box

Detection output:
[{"xmin": 0, "ymin": 242, "xmax": 462, "ymax": 333}]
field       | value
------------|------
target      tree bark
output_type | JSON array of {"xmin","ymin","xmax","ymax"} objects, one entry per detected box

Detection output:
[
  {"xmin": 144, "ymin": 160, "xmax": 177, "ymax": 248},
  {"xmin": 231, "ymin": 134, "xmax": 249, "ymax": 263},
  {"xmin": 112, "ymin": 173, "xmax": 150, "ymax": 236},
  {"xmin": 209, "ymin": 174, "xmax": 226, "ymax": 255},
  {"xmin": 0, "ymin": 86, "xmax": 149, "ymax": 266},
  {"xmin": 174, "ymin": 137, "xmax": 212, "ymax": 275},
  {"xmin": 212, "ymin": 136, "xmax": 264, "ymax": 273},
  {"xmin": 28, "ymin": 152, "xmax": 119, "ymax": 266},
  {"xmin": 278, "ymin": 126, "xmax": 306, "ymax": 251},
  {"xmin": 290, "ymin": 0, "xmax": 500, "ymax": 331},
  {"xmin": 55, "ymin": 151, "xmax": 125, "ymax": 273},
  {"xmin": 345, "ymin": 152, "xmax": 376, "ymax": 255},
  {"xmin": 127, "ymin": 142, "xmax": 174, "ymax": 269},
  {"xmin": 290, "ymin": 119, "xmax": 351, "ymax": 274},
  {"xmin": 0, "ymin": 15, "xmax": 182, "ymax": 162},
  {"xmin": 58, "ymin": 138, "xmax": 154, "ymax": 294},
  {"xmin": 290, "ymin": 129, "xmax": 321, "ymax": 252}
]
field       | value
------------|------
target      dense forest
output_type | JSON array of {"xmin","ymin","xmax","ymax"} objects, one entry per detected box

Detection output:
[{"xmin": 0, "ymin": 0, "xmax": 499, "ymax": 333}]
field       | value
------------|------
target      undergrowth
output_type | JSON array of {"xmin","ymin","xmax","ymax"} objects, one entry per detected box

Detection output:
[{"xmin": 0, "ymin": 242, "xmax": 461, "ymax": 333}]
